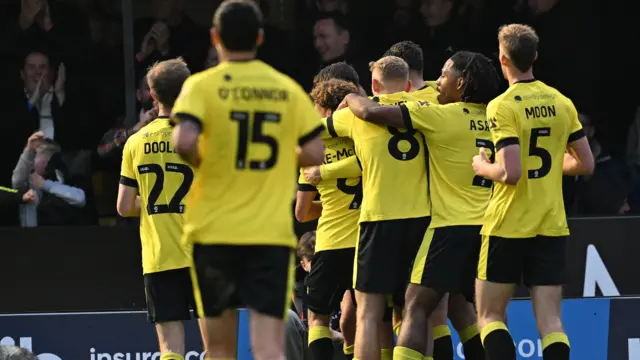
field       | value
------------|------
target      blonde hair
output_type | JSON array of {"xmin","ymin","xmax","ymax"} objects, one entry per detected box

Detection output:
[
  {"xmin": 369, "ymin": 56, "xmax": 409, "ymax": 83},
  {"xmin": 498, "ymin": 24, "xmax": 539, "ymax": 72}
]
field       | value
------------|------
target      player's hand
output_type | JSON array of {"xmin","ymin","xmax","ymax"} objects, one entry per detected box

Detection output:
[
  {"xmin": 303, "ymin": 166, "xmax": 322, "ymax": 186},
  {"xmin": 26, "ymin": 131, "xmax": 45, "ymax": 152},
  {"xmin": 29, "ymin": 172, "xmax": 46, "ymax": 189},
  {"xmin": 22, "ymin": 189, "xmax": 39, "ymax": 204},
  {"xmin": 336, "ymin": 96, "xmax": 350, "ymax": 111},
  {"xmin": 472, "ymin": 147, "xmax": 489, "ymax": 175}
]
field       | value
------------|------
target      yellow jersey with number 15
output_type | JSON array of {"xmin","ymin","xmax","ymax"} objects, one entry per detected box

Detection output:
[
  {"xmin": 298, "ymin": 135, "xmax": 361, "ymax": 251},
  {"xmin": 172, "ymin": 60, "xmax": 324, "ymax": 248},
  {"xmin": 481, "ymin": 79, "xmax": 584, "ymax": 238},
  {"xmin": 323, "ymin": 91, "xmax": 429, "ymax": 222},
  {"xmin": 401, "ymin": 101, "xmax": 491, "ymax": 228},
  {"xmin": 120, "ymin": 117, "xmax": 193, "ymax": 274}
]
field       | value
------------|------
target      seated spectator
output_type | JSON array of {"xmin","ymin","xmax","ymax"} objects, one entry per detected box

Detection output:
[
  {"xmin": 0, "ymin": 346, "xmax": 37, "ymax": 360},
  {"xmin": 12, "ymin": 132, "xmax": 87, "ymax": 227}
]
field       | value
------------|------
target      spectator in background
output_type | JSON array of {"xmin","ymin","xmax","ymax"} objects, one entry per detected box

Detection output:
[
  {"xmin": 297, "ymin": 11, "xmax": 369, "ymax": 91},
  {"xmin": 569, "ymin": 113, "xmax": 630, "ymax": 216},
  {"xmin": 0, "ymin": 346, "xmax": 37, "ymax": 360},
  {"xmin": 134, "ymin": 0, "xmax": 209, "ymax": 75},
  {"xmin": 204, "ymin": 46, "xmax": 219, "ymax": 69},
  {"xmin": 383, "ymin": 0, "xmax": 425, "ymax": 46},
  {"xmin": 418, "ymin": 0, "xmax": 464, "ymax": 79},
  {"xmin": 12, "ymin": 132, "xmax": 87, "ymax": 227}
]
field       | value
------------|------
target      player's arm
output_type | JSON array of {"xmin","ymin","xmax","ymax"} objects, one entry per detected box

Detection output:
[
  {"xmin": 171, "ymin": 77, "xmax": 206, "ymax": 168},
  {"xmin": 295, "ymin": 172, "xmax": 322, "ymax": 222},
  {"xmin": 473, "ymin": 102, "xmax": 521, "ymax": 185},
  {"xmin": 117, "ymin": 141, "xmax": 141, "ymax": 217},
  {"xmin": 563, "ymin": 106, "xmax": 595, "ymax": 176},
  {"xmin": 320, "ymin": 156, "xmax": 361, "ymax": 180},
  {"xmin": 339, "ymin": 94, "xmax": 405, "ymax": 128}
]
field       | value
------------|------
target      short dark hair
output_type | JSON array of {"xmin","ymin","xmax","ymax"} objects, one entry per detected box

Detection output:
[
  {"xmin": 0, "ymin": 346, "xmax": 37, "ymax": 360},
  {"xmin": 383, "ymin": 41, "xmax": 424, "ymax": 74},
  {"xmin": 313, "ymin": 62, "xmax": 360, "ymax": 87},
  {"xmin": 297, "ymin": 231, "xmax": 316, "ymax": 261},
  {"xmin": 147, "ymin": 58, "xmax": 191, "ymax": 108},
  {"xmin": 498, "ymin": 24, "xmax": 539, "ymax": 73},
  {"xmin": 213, "ymin": 0, "xmax": 263, "ymax": 51},
  {"xmin": 449, "ymin": 51, "xmax": 501, "ymax": 105},
  {"xmin": 311, "ymin": 79, "xmax": 358, "ymax": 112},
  {"xmin": 315, "ymin": 11, "xmax": 349, "ymax": 32}
]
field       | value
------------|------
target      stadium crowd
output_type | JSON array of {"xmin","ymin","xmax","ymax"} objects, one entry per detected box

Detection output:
[{"xmin": 0, "ymin": 0, "xmax": 635, "ymax": 228}]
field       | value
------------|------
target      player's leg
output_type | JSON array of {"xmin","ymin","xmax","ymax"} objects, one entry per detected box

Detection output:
[
  {"xmin": 448, "ymin": 228, "xmax": 484, "ymax": 360},
  {"xmin": 144, "ymin": 269, "xmax": 193, "ymax": 360},
  {"xmin": 395, "ymin": 220, "xmax": 443, "ymax": 360},
  {"xmin": 380, "ymin": 305, "xmax": 395, "ymax": 360},
  {"xmin": 528, "ymin": 236, "xmax": 570, "ymax": 360},
  {"xmin": 340, "ymin": 290, "xmax": 356, "ymax": 360},
  {"xmin": 241, "ymin": 246, "xmax": 296, "ymax": 360},
  {"xmin": 476, "ymin": 236, "xmax": 524, "ymax": 360},
  {"xmin": 306, "ymin": 250, "xmax": 344, "ymax": 360},
  {"xmin": 190, "ymin": 244, "xmax": 240, "ymax": 359},
  {"xmin": 429, "ymin": 294, "xmax": 453, "ymax": 360},
  {"xmin": 353, "ymin": 221, "xmax": 398, "ymax": 360}
]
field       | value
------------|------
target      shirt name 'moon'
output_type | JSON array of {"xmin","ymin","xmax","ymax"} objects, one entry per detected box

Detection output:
[
  {"xmin": 525, "ymin": 105, "xmax": 556, "ymax": 119},
  {"xmin": 218, "ymin": 87, "xmax": 289, "ymax": 102}
]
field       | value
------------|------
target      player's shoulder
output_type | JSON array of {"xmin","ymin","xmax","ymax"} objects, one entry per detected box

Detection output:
[
  {"xmin": 487, "ymin": 86, "xmax": 518, "ymax": 114},
  {"xmin": 414, "ymin": 86, "xmax": 440, "ymax": 104}
]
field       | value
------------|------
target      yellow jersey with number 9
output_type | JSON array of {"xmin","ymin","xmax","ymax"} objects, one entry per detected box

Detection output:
[
  {"xmin": 298, "ymin": 136, "xmax": 361, "ymax": 251},
  {"xmin": 323, "ymin": 91, "xmax": 429, "ymax": 222},
  {"xmin": 171, "ymin": 60, "xmax": 324, "ymax": 248},
  {"xmin": 120, "ymin": 117, "xmax": 193, "ymax": 274},
  {"xmin": 481, "ymin": 80, "xmax": 584, "ymax": 238}
]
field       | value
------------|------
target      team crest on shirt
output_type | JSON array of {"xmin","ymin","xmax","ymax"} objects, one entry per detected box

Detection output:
[
  {"xmin": 514, "ymin": 95, "xmax": 523, "ymax": 102},
  {"xmin": 224, "ymin": 74, "xmax": 232, "ymax": 81}
]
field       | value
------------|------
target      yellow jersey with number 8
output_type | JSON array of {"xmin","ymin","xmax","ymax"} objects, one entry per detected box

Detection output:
[
  {"xmin": 172, "ymin": 60, "xmax": 324, "ymax": 248},
  {"xmin": 481, "ymin": 80, "xmax": 584, "ymax": 238},
  {"xmin": 323, "ymin": 91, "xmax": 429, "ymax": 222},
  {"xmin": 120, "ymin": 117, "xmax": 193, "ymax": 274},
  {"xmin": 298, "ymin": 135, "xmax": 361, "ymax": 251}
]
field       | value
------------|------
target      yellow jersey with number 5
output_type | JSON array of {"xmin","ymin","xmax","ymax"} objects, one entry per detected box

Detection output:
[
  {"xmin": 298, "ymin": 136, "xmax": 361, "ymax": 251},
  {"xmin": 323, "ymin": 91, "xmax": 429, "ymax": 222},
  {"xmin": 120, "ymin": 117, "xmax": 193, "ymax": 274},
  {"xmin": 172, "ymin": 60, "xmax": 324, "ymax": 248},
  {"xmin": 481, "ymin": 79, "xmax": 584, "ymax": 238}
]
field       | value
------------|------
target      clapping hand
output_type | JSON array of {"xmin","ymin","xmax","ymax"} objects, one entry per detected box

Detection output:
[
  {"xmin": 22, "ymin": 189, "xmax": 39, "ymax": 204},
  {"xmin": 26, "ymin": 131, "xmax": 45, "ymax": 152},
  {"xmin": 29, "ymin": 172, "xmax": 46, "ymax": 190},
  {"xmin": 55, "ymin": 63, "xmax": 66, "ymax": 105}
]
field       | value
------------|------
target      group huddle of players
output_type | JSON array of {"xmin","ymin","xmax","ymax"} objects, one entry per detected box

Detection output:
[{"xmin": 116, "ymin": 1, "xmax": 595, "ymax": 360}]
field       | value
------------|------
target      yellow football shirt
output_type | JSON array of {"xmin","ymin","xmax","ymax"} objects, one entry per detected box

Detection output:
[
  {"xmin": 402, "ymin": 101, "xmax": 492, "ymax": 227},
  {"xmin": 481, "ymin": 79, "xmax": 584, "ymax": 238},
  {"xmin": 298, "ymin": 136, "xmax": 361, "ymax": 251},
  {"xmin": 120, "ymin": 117, "xmax": 193, "ymax": 274},
  {"xmin": 323, "ymin": 91, "xmax": 430, "ymax": 222},
  {"xmin": 171, "ymin": 60, "xmax": 324, "ymax": 248}
]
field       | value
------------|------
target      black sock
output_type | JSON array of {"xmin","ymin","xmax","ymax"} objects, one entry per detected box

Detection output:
[
  {"xmin": 482, "ymin": 324, "xmax": 515, "ymax": 360},
  {"xmin": 462, "ymin": 334, "xmax": 485, "ymax": 360},
  {"xmin": 433, "ymin": 335, "xmax": 454, "ymax": 360},
  {"xmin": 309, "ymin": 326, "xmax": 334, "ymax": 360}
]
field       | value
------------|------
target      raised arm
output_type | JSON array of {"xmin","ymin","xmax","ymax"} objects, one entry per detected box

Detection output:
[{"xmin": 341, "ymin": 94, "xmax": 405, "ymax": 128}]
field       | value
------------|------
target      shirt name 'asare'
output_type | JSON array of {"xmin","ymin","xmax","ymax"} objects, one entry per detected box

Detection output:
[{"xmin": 218, "ymin": 87, "xmax": 289, "ymax": 102}]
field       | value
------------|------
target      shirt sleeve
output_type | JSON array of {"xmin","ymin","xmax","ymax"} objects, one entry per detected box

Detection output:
[
  {"xmin": 297, "ymin": 169, "xmax": 317, "ymax": 192},
  {"xmin": 171, "ymin": 76, "xmax": 207, "ymax": 130},
  {"xmin": 294, "ymin": 89, "xmax": 325, "ymax": 146},
  {"xmin": 566, "ymin": 99, "xmax": 585, "ymax": 143},
  {"xmin": 322, "ymin": 108, "xmax": 354, "ymax": 139},
  {"xmin": 488, "ymin": 100, "xmax": 519, "ymax": 152},
  {"xmin": 320, "ymin": 156, "xmax": 362, "ymax": 180},
  {"xmin": 398, "ymin": 100, "xmax": 446, "ymax": 133},
  {"xmin": 119, "ymin": 139, "xmax": 138, "ymax": 188}
]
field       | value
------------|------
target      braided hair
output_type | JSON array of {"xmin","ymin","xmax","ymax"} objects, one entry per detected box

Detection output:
[{"xmin": 450, "ymin": 51, "xmax": 501, "ymax": 105}]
